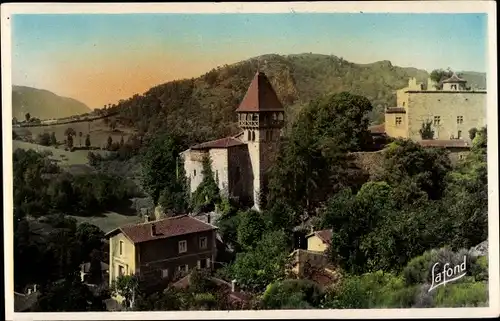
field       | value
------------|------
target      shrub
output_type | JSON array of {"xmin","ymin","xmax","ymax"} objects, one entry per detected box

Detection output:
[
  {"xmin": 261, "ymin": 279, "xmax": 323, "ymax": 309},
  {"xmin": 432, "ymin": 281, "xmax": 488, "ymax": 307}
]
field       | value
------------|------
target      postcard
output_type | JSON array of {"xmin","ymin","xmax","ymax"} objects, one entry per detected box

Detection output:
[{"xmin": 2, "ymin": 1, "xmax": 498, "ymax": 320}]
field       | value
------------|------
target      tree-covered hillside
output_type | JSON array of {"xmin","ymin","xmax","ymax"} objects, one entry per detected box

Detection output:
[
  {"xmin": 12, "ymin": 86, "xmax": 91, "ymax": 121},
  {"xmin": 107, "ymin": 53, "xmax": 485, "ymax": 147}
]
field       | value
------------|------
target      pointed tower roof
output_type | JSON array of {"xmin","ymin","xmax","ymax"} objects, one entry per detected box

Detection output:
[
  {"xmin": 235, "ymin": 71, "xmax": 284, "ymax": 112},
  {"xmin": 442, "ymin": 72, "xmax": 467, "ymax": 83}
]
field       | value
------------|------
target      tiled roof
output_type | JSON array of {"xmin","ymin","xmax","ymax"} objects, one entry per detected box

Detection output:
[
  {"xmin": 442, "ymin": 73, "xmax": 467, "ymax": 83},
  {"xmin": 385, "ymin": 107, "xmax": 406, "ymax": 114},
  {"xmin": 108, "ymin": 215, "xmax": 217, "ymax": 244},
  {"xmin": 418, "ymin": 140, "xmax": 471, "ymax": 148},
  {"xmin": 307, "ymin": 229, "xmax": 333, "ymax": 245},
  {"xmin": 368, "ymin": 123, "xmax": 385, "ymax": 134},
  {"xmin": 235, "ymin": 71, "xmax": 284, "ymax": 112},
  {"xmin": 191, "ymin": 137, "xmax": 245, "ymax": 150},
  {"xmin": 172, "ymin": 274, "xmax": 251, "ymax": 302}
]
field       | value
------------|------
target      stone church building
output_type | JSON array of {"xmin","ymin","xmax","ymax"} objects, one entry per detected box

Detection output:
[{"xmin": 180, "ymin": 71, "xmax": 285, "ymax": 211}]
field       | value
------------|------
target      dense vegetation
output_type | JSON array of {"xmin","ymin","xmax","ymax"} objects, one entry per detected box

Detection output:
[{"xmin": 132, "ymin": 91, "xmax": 488, "ymax": 310}]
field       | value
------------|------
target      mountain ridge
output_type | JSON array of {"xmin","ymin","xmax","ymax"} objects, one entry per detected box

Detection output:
[
  {"xmin": 12, "ymin": 85, "xmax": 91, "ymax": 121},
  {"xmin": 106, "ymin": 53, "xmax": 486, "ymax": 146}
]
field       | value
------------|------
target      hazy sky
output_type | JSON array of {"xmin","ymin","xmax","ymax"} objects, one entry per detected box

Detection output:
[{"xmin": 12, "ymin": 13, "xmax": 488, "ymax": 108}]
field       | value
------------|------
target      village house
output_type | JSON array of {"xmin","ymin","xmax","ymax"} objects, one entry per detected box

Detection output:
[
  {"xmin": 180, "ymin": 71, "xmax": 285, "ymax": 211},
  {"xmin": 289, "ymin": 229, "xmax": 339, "ymax": 288},
  {"xmin": 105, "ymin": 214, "xmax": 218, "ymax": 299}
]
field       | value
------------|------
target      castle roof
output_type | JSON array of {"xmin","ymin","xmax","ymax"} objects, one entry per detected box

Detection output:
[
  {"xmin": 235, "ymin": 71, "xmax": 284, "ymax": 113},
  {"xmin": 190, "ymin": 136, "xmax": 245, "ymax": 150},
  {"xmin": 441, "ymin": 73, "xmax": 467, "ymax": 84},
  {"xmin": 105, "ymin": 215, "xmax": 217, "ymax": 244}
]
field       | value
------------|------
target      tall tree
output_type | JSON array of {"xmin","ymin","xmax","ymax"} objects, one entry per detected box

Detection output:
[
  {"xmin": 419, "ymin": 120, "xmax": 435, "ymax": 140},
  {"xmin": 141, "ymin": 133, "xmax": 186, "ymax": 204}
]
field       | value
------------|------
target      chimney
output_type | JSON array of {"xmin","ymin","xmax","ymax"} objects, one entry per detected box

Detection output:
[
  {"xmin": 231, "ymin": 279, "xmax": 237, "ymax": 293},
  {"xmin": 151, "ymin": 223, "xmax": 156, "ymax": 237}
]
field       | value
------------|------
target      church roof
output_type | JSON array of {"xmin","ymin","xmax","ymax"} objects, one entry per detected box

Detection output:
[
  {"xmin": 190, "ymin": 136, "xmax": 246, "ymax": 150},
  {"xmin": 441, "ymin": 73, "xmax": 467, "ymax": 83},
  {"xmin": 235, "ymin": 71, "xmax": 284, "ymax": 113}
]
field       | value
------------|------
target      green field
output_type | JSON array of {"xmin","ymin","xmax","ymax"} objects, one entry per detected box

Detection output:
[
  {"xmin": 13, "ymin": 140, "xmax": 109, "ymax": 167},
  {"xmin": 13, "ymin": 118, "xmax": 135, "ymax": 149},
  {"xmin": 72, "ymin": 211, "xmax": 142, "ymax": 233}
]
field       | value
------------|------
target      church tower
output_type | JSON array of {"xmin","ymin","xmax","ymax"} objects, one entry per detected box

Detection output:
[{"xmin": 236, "ymin": 71, "xmax": 285, "ymax": 211}]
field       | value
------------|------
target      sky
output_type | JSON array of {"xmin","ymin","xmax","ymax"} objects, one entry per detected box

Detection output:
[{"xmin": 11, "ymin": 13, "xmax": 488, "ymax": 108}]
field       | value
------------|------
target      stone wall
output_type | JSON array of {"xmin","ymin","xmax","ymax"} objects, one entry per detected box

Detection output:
[{"xmin": 407, "ymin": 91, "xmax": 486, "ymax": 141}]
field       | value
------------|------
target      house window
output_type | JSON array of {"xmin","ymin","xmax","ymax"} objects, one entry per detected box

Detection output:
[
  {"xmin": 247, "ymin": 131, "xmax": 251, "ymax": 141},
  {"xmin": 178, "ymin": 240, "xmax": 187, "ymax": 253},
  {"xmin": 199, "ymin": 237, "xmax": 208, "ymax": 249},
  {"xmin": 457, "ymin": 116, "xmax": 463, "ymax": 124},
  {"xmin": 178, "ymin": 265, "xmax": 189, "ymax": 273},
  {"xmin": 269, "ymin": 130, "xmax": 273, "ymax": 141},
  {"xmin": 433, "ymin": 116, "xmax": 441, "ymax": 126},
  {"xmin": 459, "ymin": 154, "xmax": 464, "ymax": 160},
  {"xmin": 457, "ymin": 130, "xmax": 462, "ymax": 139},
  {"xmin": 119, "ymin": 241, "xmax": 124, "ymax": 256},
  {"xmin": 193, "ymin": 169, "xmax": 196, "ymax": 177},
  {"xmin": 206, "ymin": 258, "xmax": 211, "ymax": 268},
  {"xmin": 395, "ymin": 117, "xmax": 402, "ymax": 126},
  {"xmin": 161, "ymin": 269, "xmax": 169, "ymax": 278},
  {"xmin": 451, "ymin": 84, "xmax": 457, "ymax": 90},
  {"xmin": 118, "ymin": 265, "xmax": 125, "ymax": 277}
]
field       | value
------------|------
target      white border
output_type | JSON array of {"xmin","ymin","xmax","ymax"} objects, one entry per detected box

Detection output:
[{"xmin": 2, "ymin": 2, "xmax": 498, "ymax": 320}]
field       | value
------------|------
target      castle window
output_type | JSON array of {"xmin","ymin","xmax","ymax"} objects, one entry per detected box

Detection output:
[
  {"xmin": 118, "ymin": 265, "xmax": 125, "ymax": 277},
  {"xmin": 395, "ymin": 117, "xmax": 402, "ymax": 126},
  {"xmin": 193, "ymin": 169, "xmax": 196, "ymax": 177},
  {"xmin": 457, "ymin": 116, "xmax": 463, "ymax": 124},
  {"xmin": 402, "ymin": 102, "xmax": 405, "ymax": 107},
  {"xmin": 247, "ymin": 131, "xmax": 251, "ymax": 141},
  {"xmin": 457, "ymin": 130, "xmax": 462, "ymax": 139},
  {"xmin": 119, "ymin": 241, "xmax": 124, "ymax": 256},
  {"xmin": 235, "ymin": 166, "xmax": 241, "ymax": 182},
  {"xmin": 433, "ymin": 116, "xmax": 441, "ymax": 126},
  {"xmin": 251, "ymin": 131, "xmax": 256, "ymax": 141}
]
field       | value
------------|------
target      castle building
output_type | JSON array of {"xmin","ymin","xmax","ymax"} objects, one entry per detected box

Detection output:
[
  {"xmin": 384, "ymin": 73, "xmax": 487, "ymax": 142},
  {"xmin": 180, "ymin": 71, "xmax": 285, "ymax": 211}
]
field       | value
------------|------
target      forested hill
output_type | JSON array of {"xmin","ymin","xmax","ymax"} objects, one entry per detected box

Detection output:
[
  {"xmin": 109, "ymin": 53, "xmax": 486, "ymax": 146},
  {"xmin": 12, "ymin": 86, "xmax": 91, "ymax": 120}
]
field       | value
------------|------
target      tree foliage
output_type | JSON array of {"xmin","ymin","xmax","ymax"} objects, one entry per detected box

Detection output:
[{"xmin": 191, "ymin": 155, "xmax": 221, "ymax": 212}]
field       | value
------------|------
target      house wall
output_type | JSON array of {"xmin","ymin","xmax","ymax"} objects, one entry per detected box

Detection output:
[
  {"xmin": 385, "ymin": 112, "xmax": 408, "ymax": 138},
  {"xmin": 406, "ymin": 91, "xmax": 486, "ymax": 141},
  {"xmin": 307, "ymin": 235, "xmax": 328, "ymax": 252},
  {"xmin": 137, "ymin": 230, "xmax": 217, "ymax": 287},
  {"xmin": 109, "ymin": 233, "xmax": 136, "ymax": 286}
]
